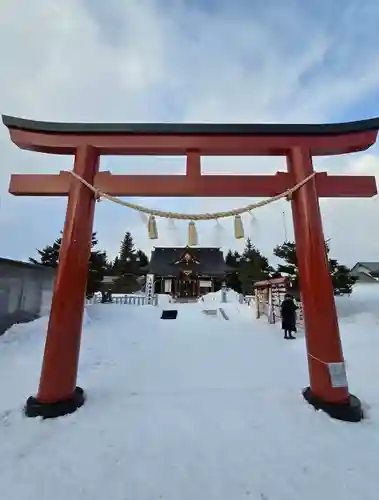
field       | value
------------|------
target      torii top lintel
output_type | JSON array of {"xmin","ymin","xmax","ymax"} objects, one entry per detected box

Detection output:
[{"xmin": 3, "ymin": 115, "xmax": 379, "ymax": 156}]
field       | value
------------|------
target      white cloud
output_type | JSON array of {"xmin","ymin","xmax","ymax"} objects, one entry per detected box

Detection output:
[{"xmin": 0, "ymin": 0, "xmax": 378, "ymax": 267}]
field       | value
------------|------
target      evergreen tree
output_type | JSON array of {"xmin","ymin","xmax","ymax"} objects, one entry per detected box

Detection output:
[
  {"xmin": 225, "ymin": 250, "xmax": 240, "ymax": 267},
  {"xmin": 119, "ymin": 232, "xmax": 135, "ymax": 263},
  {"xmin": 225, "ymin": 250, "xmax": 233, "ymax": 265},
  {"xmin": 112, "ymin": 231, "xmax": 139, "ymax": 293},
  {"xmin": 30, "ymin": 231, "xmax": 107, "ymax": 297},
  {"xmin": 29, "ymin": 236, "xmax": 62, "ymax": 267},
  {"xmin": 238, "ymin": 238, "xmax": 273, "ymax": 294},
  {"xmin": 329, "ymin": 259, "xmax": 356, "ymax": 295},
  {"xmin": 111, "ymin": 256, "xmax": 120, "ymax": 275},
  {"xmin": 136, "ymin": 249, "xmax": 149, "ymax": 268},
  {"xmin": 30, "ymin": 232, "xmax": 98, "ymax": 268},
  {"xmin": 87, "ymin": 250, "xmax": 109, "ymax": 297},
  {"xmin": 225, "ymin": 250, "xmax": 243, "ymax": 293},
  {"xmin": 273, "ymin": 241, "xmax": 299, "ymax": 288},
  {"xmin": 273, "ymin": 240, "xmax": 356, "ymax": 295}
]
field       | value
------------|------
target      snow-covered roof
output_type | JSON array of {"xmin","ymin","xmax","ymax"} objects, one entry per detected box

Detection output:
[{"xmin": 351, "ymin": 262, "xmax": 379, "ymax": 273}]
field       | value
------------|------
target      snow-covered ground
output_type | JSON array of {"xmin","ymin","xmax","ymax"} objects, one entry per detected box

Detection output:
[{"xmin": 1, "ymin": 284, "xmax": 379, "ymax": 500}]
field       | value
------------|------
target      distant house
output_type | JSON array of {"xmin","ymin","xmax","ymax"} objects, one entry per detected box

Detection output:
[{"xmin": 350, "ymin": 262, "xmax": 379, "ymax": 283}]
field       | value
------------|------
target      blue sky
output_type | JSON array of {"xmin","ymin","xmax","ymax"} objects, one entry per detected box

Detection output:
[{"xmin": 0, "ymin": 0, "xmax": 379, "ymax": 266}]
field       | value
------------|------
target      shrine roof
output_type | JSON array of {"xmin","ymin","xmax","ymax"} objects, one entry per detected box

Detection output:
[
  {"xmin": 3, "ymin": 115, "xmax": 379, "ymax": 136},
  {"xmin": 141, "ymin": 246, "xmax": 233, "ymax": 276}
]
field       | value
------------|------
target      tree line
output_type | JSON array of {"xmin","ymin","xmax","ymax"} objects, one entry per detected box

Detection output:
[
  {"xmin": 30, "ymin": 232, "xmax": 356, "ymax": 298},
  {"xmin": 29, "ymin": 231, "xmax": 148, "ymax": 297},
  {"xmin": 225, "ymin": 238, "xmax": 356, "ymax": 296}
]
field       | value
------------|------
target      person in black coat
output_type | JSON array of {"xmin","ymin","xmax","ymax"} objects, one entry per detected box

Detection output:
[{"xmin": 280, "ymin": 293, "xmax": 298, "ymax": 339}]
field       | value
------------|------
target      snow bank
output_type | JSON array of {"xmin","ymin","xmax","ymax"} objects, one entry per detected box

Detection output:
[
  {"xmin": 336, "ymin": 283, "xmax": 379, "ymax": 321},
  {"xmin": 1, "ymin": 293, "xmax": 379, "ymax": 500},
  {"xmin": 156, "ymin": 293, "xmax": 174, "ymax": 306},
  {"xmin": 82, "ymin": 307, "xmax": 93, "ymax": 326}
]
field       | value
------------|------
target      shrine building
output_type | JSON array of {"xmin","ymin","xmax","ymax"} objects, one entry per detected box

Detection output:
[{"xmin": 141, "ymin": 246, "xmax": 233, "ymax": 299}]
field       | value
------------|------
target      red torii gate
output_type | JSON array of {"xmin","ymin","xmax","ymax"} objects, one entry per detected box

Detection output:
[{"xmin": 3, "ymin": 115, "xmax": 379, "ymax": 422}]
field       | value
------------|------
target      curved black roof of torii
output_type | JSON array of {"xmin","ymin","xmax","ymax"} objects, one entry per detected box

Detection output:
[{"xmin": 3, "ymin": 114, "xmax": 379, "ymax": 136}]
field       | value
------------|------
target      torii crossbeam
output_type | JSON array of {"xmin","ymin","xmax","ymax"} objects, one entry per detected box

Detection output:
[{"xmin": 3, "ymin": 114, "xmax": 379, "ymax": 422}]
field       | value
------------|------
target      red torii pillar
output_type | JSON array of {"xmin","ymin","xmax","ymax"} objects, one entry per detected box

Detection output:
[{"xmin": 3, "ymin": 115, "xmax": 378, "ymax": 421}]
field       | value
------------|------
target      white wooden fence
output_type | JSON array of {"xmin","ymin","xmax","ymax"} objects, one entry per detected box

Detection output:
[
  {"xmin": 243, "ymin": 295, "xmax": 255, "ymax": 306},
  {"xmin": 86, "ymin": 294, "xmax": 158, "ymax": 306}
]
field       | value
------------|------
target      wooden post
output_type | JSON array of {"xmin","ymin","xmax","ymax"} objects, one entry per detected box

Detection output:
[
  {"xmin": 25, "ymin": 146, "xmax": 100, "ymax": 418},
  {"xmin": 255, "ymin": 288, "xmax": 260, "ymax": 319},
  {"xmin": 267, "ymin": 286, "xmax": 273, "ymax": 324},
  {"xmin": 287, "ymin": 147, "xmax": 363, "ymax": 422}
]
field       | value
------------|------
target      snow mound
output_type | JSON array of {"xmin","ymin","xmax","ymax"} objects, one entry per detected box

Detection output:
[
  {"xmin": 156, "ymin": 293, "xmax": 174, "ymax": 306},
  {"xmin": 198, "ymin": 288, "xmax": 241, "ymax": 305}
]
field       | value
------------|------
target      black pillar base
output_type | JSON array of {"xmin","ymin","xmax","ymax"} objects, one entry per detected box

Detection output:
[
  {"xmin": 24, "ymin": 386, "xmax": 85, "ymax": 419},
  {"xmin": 302, "ymin": 386, "xmax": 364, "ymax": 422}
]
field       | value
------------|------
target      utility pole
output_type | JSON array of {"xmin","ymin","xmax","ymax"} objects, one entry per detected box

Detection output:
[{"xmin": 282, "ymin": 211, "xmax": 288, "ymax": 241}]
